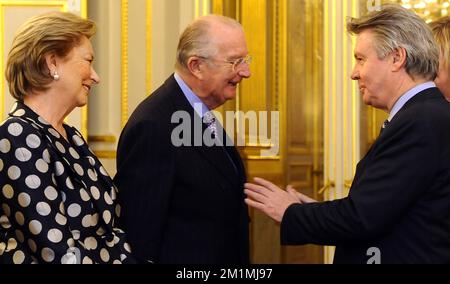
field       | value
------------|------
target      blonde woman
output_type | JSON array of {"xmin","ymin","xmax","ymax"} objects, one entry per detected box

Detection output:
[{"xmin": 0, "ymin": 12, "xmax": 134, "ymax": 264}]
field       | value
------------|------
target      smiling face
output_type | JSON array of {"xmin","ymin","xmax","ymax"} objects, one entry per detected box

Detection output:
[
  {"xmin": 54, "ymin": 36, "xmax": 100, "ymax": 108},
  {"xmin": 351, "ymin": 30, "xmax": 394, "ymax": 111},
  {"xmin": 199, "ymin": 25, "xmax": 251, "ymax": 109}
]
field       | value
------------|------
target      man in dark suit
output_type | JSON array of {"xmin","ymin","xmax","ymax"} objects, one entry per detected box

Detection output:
[
  {"xmin": 114, "ymin": 15, "xmax": 251, "ymax": 264},
  {"xmin": 245, "ymin": 4, "xmax": 450, "ymax": 263}
]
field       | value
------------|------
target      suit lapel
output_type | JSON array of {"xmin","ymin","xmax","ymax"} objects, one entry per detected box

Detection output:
[
  {"xmin": 167, "ymin": 75, "xmax": 241, "ymax": 186},
  {"xmin": 351, "ymin": 88, "xmax": 443, "ymax": 189}
]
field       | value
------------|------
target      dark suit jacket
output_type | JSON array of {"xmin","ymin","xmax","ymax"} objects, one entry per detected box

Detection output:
[
  {"xmin": 281, "ymin": 87, "xmax": 450, "ymax": 263},
  {"xmin": 114, "ymin": 75, "xmax": 250, "ymax": 264}
]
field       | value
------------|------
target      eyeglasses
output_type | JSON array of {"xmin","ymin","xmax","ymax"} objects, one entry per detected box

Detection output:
[{"xmin": 199, "ymin": 55, "xmax": 252, "ymax": 71}]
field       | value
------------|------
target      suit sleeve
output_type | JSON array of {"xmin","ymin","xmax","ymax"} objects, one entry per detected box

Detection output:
[
  {"xmin": 114, "ymin": 119, "xmax": 174, "ymax": 263},
  {"xmin": 281, "ymin": 114, "xmax": 438, "ymax": 246}
]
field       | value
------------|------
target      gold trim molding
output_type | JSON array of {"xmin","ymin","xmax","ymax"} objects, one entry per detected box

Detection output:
[
  {"xmin": 146, "ymin": 0, "xmax": 152, "ymax": 95},
  {"xmin": 93, "ymin": 150, "xmax": 117, "ymax": 159},
  {"xmin": 121, "ymin": 0, "xmax": 129, "ymax": 128},
  {"xmin": 88, "ymin": 135, "xmax": 116, "ymax": 143}
]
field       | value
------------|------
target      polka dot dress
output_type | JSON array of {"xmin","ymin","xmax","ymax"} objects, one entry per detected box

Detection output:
[{"xmin": 0, "ymin": 102, "xmax": 134, "ymax": 264}]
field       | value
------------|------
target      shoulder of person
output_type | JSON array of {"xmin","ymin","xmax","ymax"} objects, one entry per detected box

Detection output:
[{"xmin": 0, "ymin": 116, "xmax": 40, "ymax": 136}]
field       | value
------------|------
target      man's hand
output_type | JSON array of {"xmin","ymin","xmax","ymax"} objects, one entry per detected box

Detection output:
[
  {"xmin": 244, "ymin": 177, "xmax": 300, "ymax": 223},
  {"xmin": 286, "ymin": 185, "xmax": 317, "ymax": 204}
]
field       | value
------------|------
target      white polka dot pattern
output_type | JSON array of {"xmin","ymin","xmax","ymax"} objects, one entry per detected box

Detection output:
[
  {"xmin": 84, "ymin": 237, "xmax": 98, "ymax": 250},
  {"xmin": 66, "ymin": 178, "xmax": 74, "ymax": 189},
  {"xmin": 0, "ymin": 139, "xmax": 11, "ymax": 154},
  {"xmin": 15, "ymin": 212, "xmax": 25, "ymax": 226},
  {"xmin": 26, "ymin": 134, "xmax": 41, "ymax": 149},
  {"xmin": 74, "ymin": 163, "xmax": 84, "ymax": 176},
  {"xmin": 2, "ymin": 184, "xmax": 14, "ymax": 199},
  {"xmin": 35, "ymin": 159, "xmax": 49, "ymax": 173},
  {"xmin": 55, "ymin": 213, "xmax": 67, "ymax": 226},
  {"xmin": 1, "ymin": 106, "xmax": 133, "ymax": 264},
  {"xmin": 54, "ymin": 162, "xmax": 64, "ymax": 176},
  {"xmin": 103, "ymin": 210, "xmax": 112, "ymax": 224},
  {"xmin": 13, "ymin": 109, "xmax": 25, "ymax": 116},
  {"xmin": 18, "ymin": 193, "xmax": 31, "ymax": 207},
  {"xmin": 8, "ymin": 166, "xmax": 21, "ymax": 180},
  {"xmin": 61, "ymin": 252, "xmax": 78, "ymax": 264},
  {"xmin": 48, "ymin": 129, "xmax": 60, "ymax": 138},
  {"xmin": 25, "ymin": 175, "xmax": 41, "ymax": 189},
  {"xmin": 13, "ymin": 251, "xmax": 25, "ymax": 264},
  {"xmin": 38, "ymin": 117, "xmax": 50, "ymax": 125},
  {"xmin": 47, "ymin": 229, "xmax": 63, "ymax": 243},
  {"xmin": 72, "ymin": 135, "xmax": 84, "ymax": 146},
  {"xmin": 44, "ymin": 186, "xmax": 58, "ymax": 201},
  {"xmin": 29, "ymin": 220, "xmax": 42, "ymax": 235},
  {"xmin": 41, "ymin": 247, "xmax": 55, "ymax": 262},
  {"xmin": 8, "ymin": 123, "xmax": 23, "ymax": 137},
  {"xmin": 55, "ymin": 141, "xmax": 65, "ymax": 153},
  {"xmin": 15, "ymin": 148, "xmax": 32, "ymax": 162},
  {"xmin": 42, "ymin": 149, "xmax": 51, "ymax": 163},
  {"xmin": 67, "ymin": 204, "xmax": 81, "ymax": 218},
  {"xmin": 69, "ymin": 147, "xmax": 80, "ymax": 159},
  {"xmin": 90, "ymin": 186, "xmax": 100, "ymax": 200},
  {"xmin": 36, "ymin": 202, "xmax": 51, "ymax": 216}
]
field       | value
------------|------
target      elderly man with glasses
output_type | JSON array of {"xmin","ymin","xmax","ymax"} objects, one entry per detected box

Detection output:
[{"xmin": 114, "ymin": 15, "xmax": 252, "ymax": 264}]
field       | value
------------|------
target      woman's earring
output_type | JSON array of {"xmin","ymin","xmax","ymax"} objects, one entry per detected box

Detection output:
[{"xmin": 53, "ymin": 70, "xmax": 60, "ymax": 81}]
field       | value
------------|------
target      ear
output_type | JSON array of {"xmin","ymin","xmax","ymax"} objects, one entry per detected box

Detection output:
[
  {"xmin": 44, "ymin": 52, "xmax": 58, "ymax": 76},
  {"xmin": 391, "ymin": 47, "xmax": 407, "ymax": 72},
  {"xmin": 186, "ymin": 56, "xmax": 205, "ymax": 80}
]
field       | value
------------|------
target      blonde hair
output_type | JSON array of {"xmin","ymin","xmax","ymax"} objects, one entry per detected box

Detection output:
[
  {"xmin": 347, "ymin": 4, "xmax": 438, "ymax": 81},
  {"xmin": 430, "ymin": 17, "xmax": 450, "ymax": 69},
  {"xmin": 6, "ymin": 11, "xmax": 96, "ymax": 101},
  {"xmin": 175, "ymin": 14, "xmax": 242, "ymax": 71}
]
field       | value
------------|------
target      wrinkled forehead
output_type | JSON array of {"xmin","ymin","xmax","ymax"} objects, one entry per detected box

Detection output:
[{"xmin": 213, "ymin": 28, "xmax": 248, "ymax": 57}]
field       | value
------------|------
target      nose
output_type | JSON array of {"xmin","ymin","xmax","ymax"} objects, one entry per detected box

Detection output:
[
  {"xmin": 91, "ymin": 66, "xmax": 101, "ymax": 84},
  {"xmin": 351, "ymin": 65, "xmax": 359, "ymax": 81},
  {"xmin": 237, "ymin": 64, "xmax": 251, "ymax": 78}
]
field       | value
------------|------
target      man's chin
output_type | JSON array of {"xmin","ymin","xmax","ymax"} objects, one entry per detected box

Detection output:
[
  {"xmin": 224, "ymin": 91, "xmax": 237, "ymax": 101},
  {"xmin": 362, "ymin": 94, "xmax": 372, "ymax": 106},
  {"xmin": 77, "ymin": 99, "xmax": 88, "ymax": 108}
]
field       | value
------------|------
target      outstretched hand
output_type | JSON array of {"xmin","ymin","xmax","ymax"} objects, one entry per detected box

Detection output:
[
  {"xmin": 286, "ymin": 185, "xmax": 317, "ymax": 204},
  {"xmin": 244, "ymin": 177, "xmax": 300, "ymax": 223}
]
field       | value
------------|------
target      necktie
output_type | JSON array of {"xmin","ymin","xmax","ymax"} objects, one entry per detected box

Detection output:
[
  {"xmin": 203, "ymin": 111, "xmax": 238, "ymax": 174},
  {"xmin": 203, "ymin": 111, "xmax": 217, "ymax": 138}
]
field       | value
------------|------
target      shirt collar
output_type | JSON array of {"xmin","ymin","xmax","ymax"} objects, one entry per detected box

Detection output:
[
  {"xmin": 388, "ymin": 81, "xmax": 436, "ymax": 121},
  {"xmin": 174, "ymin": 73, "xmax": 210, "ymax": 118}
]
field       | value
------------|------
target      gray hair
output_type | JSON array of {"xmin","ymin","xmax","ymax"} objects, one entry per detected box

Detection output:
[
  {"xmin": 175, "ymin": 14, "xmax": 242, "ymax": 71},
  {"xmin": 347, "ymin": 4, "xmax": 438, "ymax": 81}
]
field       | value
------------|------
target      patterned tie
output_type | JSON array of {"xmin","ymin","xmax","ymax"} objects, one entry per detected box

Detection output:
[
  {"xmin": 203, "ymin": 111, "xmax": 238, "ymax": 174},
  {"xmin": 203, "ymin": 111, "xmax": 217, "ymax": 138}
]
